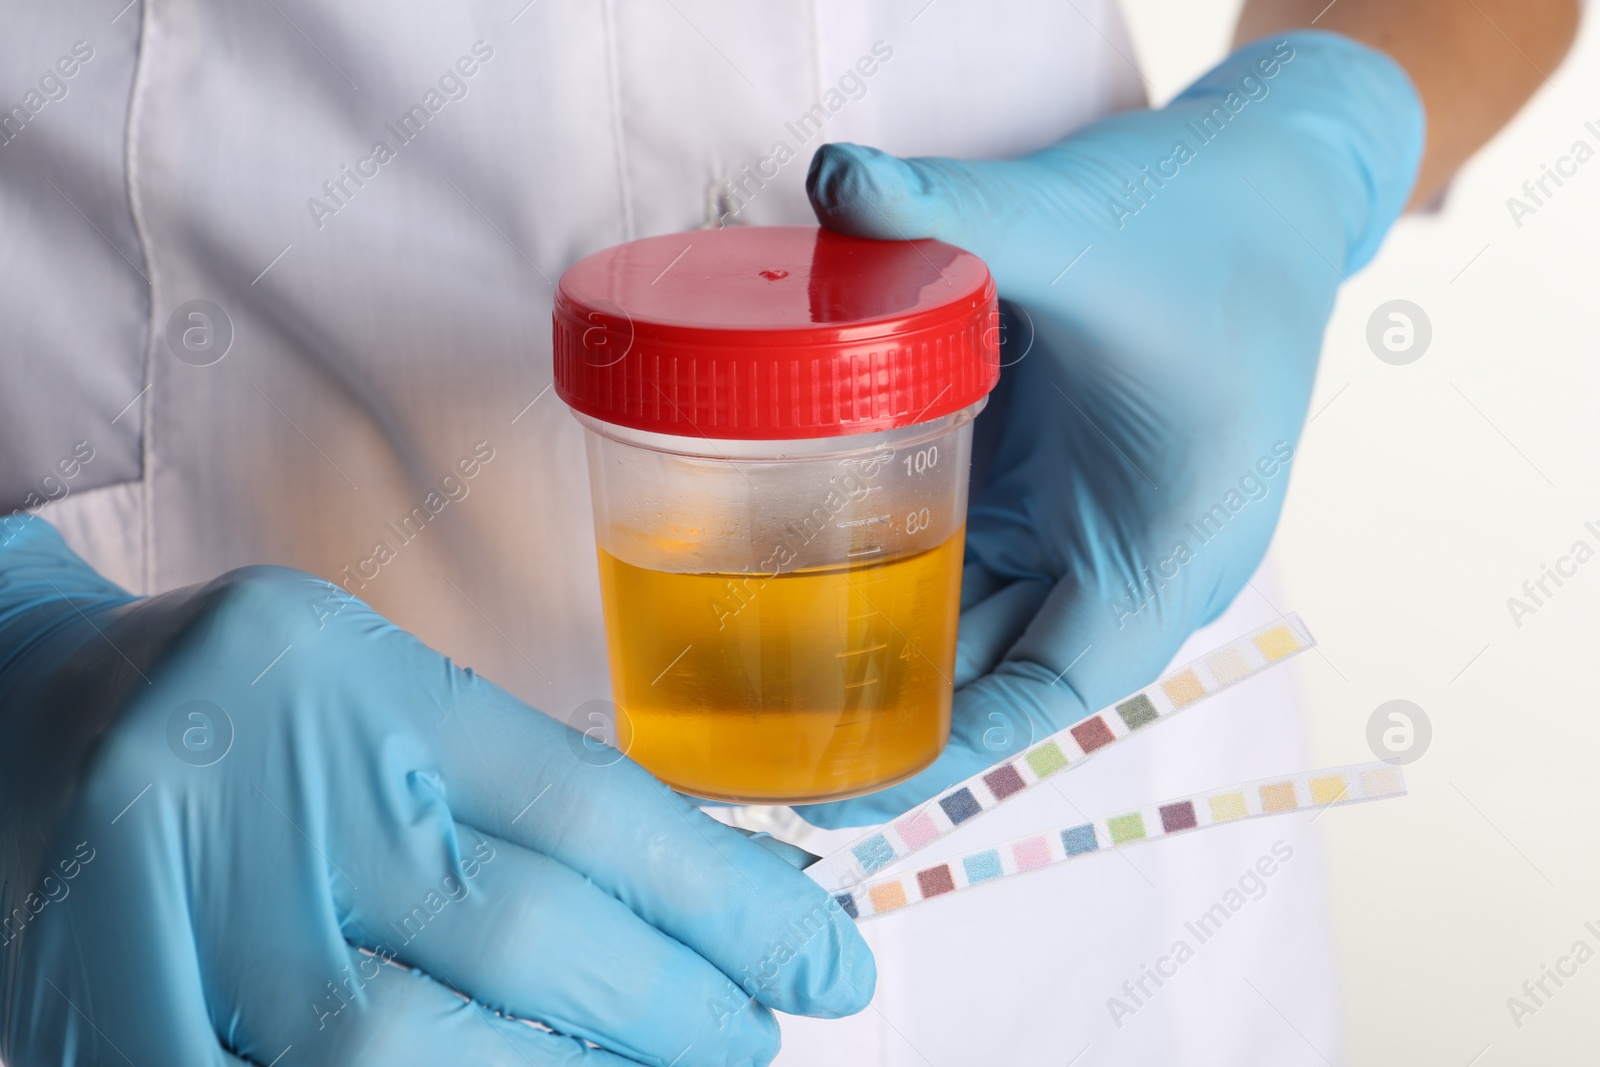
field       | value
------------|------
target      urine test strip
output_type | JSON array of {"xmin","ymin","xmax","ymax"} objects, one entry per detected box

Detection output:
[
  {"xmin": 833, "ymin": 761, "xmax": 1406, "ymax": 921},
  {"xmin": 806, "ymin": 615, "xmax": 1315, "ymax": 894}
]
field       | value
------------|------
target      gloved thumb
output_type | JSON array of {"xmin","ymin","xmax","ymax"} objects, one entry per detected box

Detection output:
[{"xmin": 807, "ymin": 142, "xmax": 993, "ymax": 246}]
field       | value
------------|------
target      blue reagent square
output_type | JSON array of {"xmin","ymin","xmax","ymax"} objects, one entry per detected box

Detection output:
[
  {"xmin": 1061, "ymin": 823, "xmax": 1099, "ymax": 856},
  {"xmin": 852, "ymin": 833, "xmax": 897, "ymax": 874},
  {"xmin": 963, "ymin": 849, "xmax": 1003, "ymax": 884},
  {"xmin": 938, "ymin": 787, "xmax": 983, "ymax": 825}
]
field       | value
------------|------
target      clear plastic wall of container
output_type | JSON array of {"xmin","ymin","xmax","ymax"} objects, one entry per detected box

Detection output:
[
  {"xmin": 582, "ymin": 403, "xmax": 981, "ymax": 803},
  {"xmin": 554, "ymin": 225, "xmax": 999, "ymax": 803}
]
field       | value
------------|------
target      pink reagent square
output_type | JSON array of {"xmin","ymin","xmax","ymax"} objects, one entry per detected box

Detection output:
[
  {"xmin": 895, "ymin": 811, "xmax": 940, "ymax": 850},
  {"xmin": 1012, "ymin": 835, "xmax": 1051, "ymax": 872}
]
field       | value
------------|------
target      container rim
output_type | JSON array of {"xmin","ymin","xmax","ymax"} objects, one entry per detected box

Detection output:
[{"xmin": 572, "ymin": 398, "xmax": 986, "ymax": 462}]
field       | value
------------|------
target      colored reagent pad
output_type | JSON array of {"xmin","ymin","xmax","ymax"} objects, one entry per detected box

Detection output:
[
  {"xmin": 807, "ymin": 616, "xmax": 1316, "ymax": 894},
  {"xmin": 837, "ymin": 761, "xmax": 1406, "ymax": 921}
]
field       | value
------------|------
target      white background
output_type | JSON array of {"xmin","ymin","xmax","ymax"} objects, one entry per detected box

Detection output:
[{"xmin": 1121, "ymin": 2, "xmax": 1600, "ymax": 1063}]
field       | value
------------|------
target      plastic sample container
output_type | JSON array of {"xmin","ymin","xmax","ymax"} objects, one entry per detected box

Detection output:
[{"xmin": 554, "ymin": 226, "xmax": 998, "ymax": 804}]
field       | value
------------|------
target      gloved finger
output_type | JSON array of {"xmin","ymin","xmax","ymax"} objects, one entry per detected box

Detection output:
[
  {"xmin": 397, "ymin": 650, "xmax": 875, "ymax": 1021},
  {"xmin": 242, "ymin": 943, "xmax": 642, "ymax": 1067},
  {"xmin": 338, "ymin": 823, "xmax": 783, "ymax": 1067},
  {"xmin": 11, "ymin": 865, "xmax": 240, "ymax": 1067},
  {"xmin": 7, "ymin": 720, "xmax": 340, "ymax": 1067},
  {"xmin": 954, "ymin": 571, "xmax": 1050, "ymax": 688},
  {"xmin": 254, "ymin": 727, "xmax": 790, "ymax": 1065},
  {"xmin": 149, "ymin": 570, "xmax": 871, "ymax": 1027},
  {"xmin": 145, "ymin": 746, "xmax": 642, "ymax": 1067},
  {"xmin": 806, "ymin": 143, "xmax": 1002, "ymax": 246},
  {"xmin": 805, "ymin": 143, "xmax": 1102, "ymax": 297}
]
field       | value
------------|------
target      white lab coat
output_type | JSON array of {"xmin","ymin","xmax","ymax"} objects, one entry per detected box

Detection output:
[{"xmin": 6, "ymin": 2, "xmax": 1342, "ymax": 1062}]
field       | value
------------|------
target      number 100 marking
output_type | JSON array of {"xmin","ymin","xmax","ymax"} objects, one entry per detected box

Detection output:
[{"xmin": 903, "ymin": 446, "xmax": 938, "ymax": 476}]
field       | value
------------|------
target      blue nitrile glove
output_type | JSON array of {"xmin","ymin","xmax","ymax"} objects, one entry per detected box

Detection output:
[
  {"xmin": 0, "ymin": 518, "xmax": 872, "ymax": 1066},
  {"xmin": 797, "ymin": 31, "xmax": 1423, "ymax": 826}
]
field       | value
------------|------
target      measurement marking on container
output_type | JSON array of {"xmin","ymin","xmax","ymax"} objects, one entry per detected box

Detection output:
[
  {"xmin": 837, "ymin": 514, "xmax": 890, "ymax": 529},
  {"xmin": 849, "ymin": 583, "xmax": 953, "ymax": 687},
  {"xmin": 832, "ymin": 712, "xmax": 882, "ymax": 729},
  {"xmin": 843, "ymin": 676, "xmax": 881, "ymax": 689},
  {"xmin": 835, "ymin": 643, "xmax": 889, "ymax": 658},
  {"xmin": 651, "ymin": 644, "xmax": 693, "ymax": 685},
  {"xmin": 846, "ymin": 546, "xmax": 885, "ymax": 558}
]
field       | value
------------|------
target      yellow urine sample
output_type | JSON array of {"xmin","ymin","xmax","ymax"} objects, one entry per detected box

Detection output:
[{"xmin": 597, "ymin": 527, "xmax": 964, "ymax": 803}]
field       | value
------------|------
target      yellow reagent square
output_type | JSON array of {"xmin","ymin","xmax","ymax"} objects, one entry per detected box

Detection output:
[
  {"xmin": 1309, "ymin": 775, "xmax": 1348, "ymax": 805},
  {"xmin": 1206, "ymin": 646, "xmax": 1250, "ymax": 683},
  {"xmin": 1254, "ymin": 625, "xmax": 1301, "ymax": 661},
  {"xmin": 1209, "ymin": 791, "xmax": 1249, "ymax": 822},
  {"xmin": 1161, "ymin": 669, "xmax": 1206, "ymax": 708},
  {"xmin": 1361, "ymin": 765, "xmax": 1405, "ymax": 797}
]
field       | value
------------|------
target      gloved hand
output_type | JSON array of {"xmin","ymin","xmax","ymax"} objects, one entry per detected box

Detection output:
[
  {"xmin": 797, "ymin": 31, "xmax": 1423, "ymax": 826},
  {"xmin": 0, "ymin": 518, "xmax": 872, "ymax": 1066}
]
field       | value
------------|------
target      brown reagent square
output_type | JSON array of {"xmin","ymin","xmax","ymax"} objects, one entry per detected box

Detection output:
[
  {"xmin": 983, "ymin": 764, "xmax": 1026, "ymax": 800},
  {"xmin": 1159, "ymin": 800, "xmax": 1198, "ymax": 833},
  {"xmin": 917, "ymin": 864, "xmax": 956, "ymax": 898},
  {"xmin": 1070, "ymin": 715, "xmax": 1115, "ymax": 754}
]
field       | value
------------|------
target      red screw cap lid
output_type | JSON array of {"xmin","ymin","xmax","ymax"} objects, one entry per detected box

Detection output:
[{"xmin": 553, "ymin": 226, "xmax": 999, "ymax": 440}]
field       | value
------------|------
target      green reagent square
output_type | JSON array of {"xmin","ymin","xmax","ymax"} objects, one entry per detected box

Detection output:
[
  {"xmin": 1116, "ymin": 694, "xmax": 1159, "ymax": 731},
  {"xmin": 1108, "ymin": 813, "xmax": 1147, "ymax": 844},
  {"xmin": 1025, "ymin": 740, "xmax": 1069, "ymax": 779}
]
